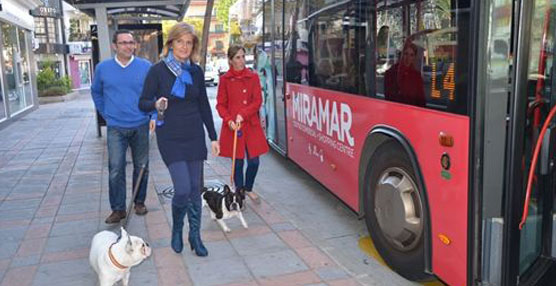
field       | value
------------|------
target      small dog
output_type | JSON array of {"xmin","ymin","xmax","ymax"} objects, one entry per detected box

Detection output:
[
  {"xmin": 89, "ymin": 227, "xmax": 151, "ymax": 286},
  {"xmin": 202, "ymin": 184, "xmax": 248, "ymax": 232}
]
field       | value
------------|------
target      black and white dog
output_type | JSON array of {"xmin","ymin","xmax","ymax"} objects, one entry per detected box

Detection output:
[{"xmin": 201, "ymin": 184, "xmax": 248, "ymax": 233}]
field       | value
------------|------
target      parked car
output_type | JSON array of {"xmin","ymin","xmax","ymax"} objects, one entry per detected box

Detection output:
[
  {"xmin": 216, "ymin": 59, "xmax": 229, "ymax": 75},
  {"xmin": 204, "ymin": 65, "xmax": 219, "ymax": 87}
]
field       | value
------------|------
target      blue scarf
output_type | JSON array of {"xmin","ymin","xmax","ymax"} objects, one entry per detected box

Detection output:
[{"xmin": 163, "ymin": 50, "xmax": 193, "ymax": 98}]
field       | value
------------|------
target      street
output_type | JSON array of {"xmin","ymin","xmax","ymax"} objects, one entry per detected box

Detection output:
[{"xmin": 0, "ymin": 88, "xmax": 431, "ymax": 286}]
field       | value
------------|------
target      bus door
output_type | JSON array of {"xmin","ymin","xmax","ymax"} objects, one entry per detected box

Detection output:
[
  {"xmin": 503, "ymin": 0, "xmax": 556, "ymax": 284},
  {"xmin": 262, "ymin": 0, "xmax": 288, "ymax": 153}
]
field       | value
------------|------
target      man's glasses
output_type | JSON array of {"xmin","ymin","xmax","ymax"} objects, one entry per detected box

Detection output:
[{"xmin": 117, "ymin": 41, "xmax": 136, "ymax": 46}]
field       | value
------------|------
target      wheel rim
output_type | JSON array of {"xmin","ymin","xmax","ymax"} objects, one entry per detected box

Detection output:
[{"xmin": 373, "ymin": 167, "xmax": 423, "ymax": 252}]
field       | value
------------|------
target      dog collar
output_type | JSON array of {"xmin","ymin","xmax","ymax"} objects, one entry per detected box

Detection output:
[{"xmin": 108, "ymin": 244, "xmax": 129, "ymax": 270}]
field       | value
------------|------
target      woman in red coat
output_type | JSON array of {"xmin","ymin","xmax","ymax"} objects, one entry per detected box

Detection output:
[
  {"xmin": 217, "ymin": 45, "xmax": 269, "ymax": 203},
  {"xmin": 384, "ymin": 41, "xmax": 426, "ymax": 107}
]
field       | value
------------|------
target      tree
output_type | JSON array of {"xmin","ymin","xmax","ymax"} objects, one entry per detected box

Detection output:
[
  {"xmin": 229, "ymin": 18, "xmax": 242, "ymax": 45},
  {"xmin": 215, "ymin": 0, "xmax": 238, "ymax": 30},
  {"xmin": 162, "ymin": 18, "xmax": 204, "ymax": 43}
]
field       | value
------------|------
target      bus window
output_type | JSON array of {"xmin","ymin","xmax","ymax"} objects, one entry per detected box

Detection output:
[
  {"xmin": 376, "ymin": 7, "xmax": 404, "ymax": 97},
  {"xmin": 305, "ymin": 1, "xmax": 367, "ymax": 95},
  {"xmin": 376, "ymin": 1, "xmax": 470, "ymax": 115}
]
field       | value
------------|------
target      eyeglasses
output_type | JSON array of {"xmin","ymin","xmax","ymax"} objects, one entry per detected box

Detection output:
[{"xmin": 117, "ymin": 41, "xmax": 136, "ymax": 46}]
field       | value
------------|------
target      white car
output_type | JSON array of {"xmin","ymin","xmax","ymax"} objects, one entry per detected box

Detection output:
[{"xmin": 204, "ymin": 65, "xmax": 219, "ymax": 87}]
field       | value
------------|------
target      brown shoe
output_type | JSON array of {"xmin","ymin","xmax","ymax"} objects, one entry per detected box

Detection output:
[
  {"xmin": 105, "ymin": 210, "xmax": 126, "ymax": 224},
  {"xmin": 134, "ymin": 203, "xmax": 148, "ymax": 215},
  {"xmin": 246, "ymin": 192, "xmax": 261, "ymax": 205}
]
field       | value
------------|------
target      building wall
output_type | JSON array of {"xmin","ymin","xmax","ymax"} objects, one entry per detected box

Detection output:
[
  {"xmin": 0, "ymin": 0, "xmax": 41, "ymax": 129},
  {"xmin": 186, "ymin": 0, "xmax": 228, "ymax": 59},
  {"xmin": 0, "ymin": 1, "xmax": 37, "ymax": 29}
]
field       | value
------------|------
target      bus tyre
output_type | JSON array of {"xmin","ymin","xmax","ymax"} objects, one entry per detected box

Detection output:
[{"xmin": 364, "ymin": 141, "xmax": 430, "ymax": 281}]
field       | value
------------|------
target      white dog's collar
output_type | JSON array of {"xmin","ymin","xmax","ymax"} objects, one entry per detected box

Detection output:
[{"xmin": 109, "ymin": 243, "xmax": 128, "ymax": 270}]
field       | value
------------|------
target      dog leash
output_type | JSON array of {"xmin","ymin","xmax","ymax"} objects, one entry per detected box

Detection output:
[
  {"xmin": 121, "ymin": 164, "xmax": 146, "ymax": 229},
  {"xmin": 121, "ymin": 131, "xmax": 155, "ymax": 228},
  {"xmin": 230, "ymin": 122, "xmax": 241, "ymax": 189}
]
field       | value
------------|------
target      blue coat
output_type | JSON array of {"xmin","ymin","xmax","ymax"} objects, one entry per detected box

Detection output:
[{"xmin": 139, "ymin": 61, "xmax": 217, "ymax": 165}]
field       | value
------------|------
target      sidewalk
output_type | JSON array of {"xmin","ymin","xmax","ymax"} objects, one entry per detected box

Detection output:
[{"xmin": 0, "ymin": 92, "xmax": 364, "ymax": 286}]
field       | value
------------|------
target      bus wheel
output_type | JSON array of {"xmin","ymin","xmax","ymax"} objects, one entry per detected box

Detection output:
[{"xmin": 364, "ymin": 141, "xmax": 429, "ymax": 281}]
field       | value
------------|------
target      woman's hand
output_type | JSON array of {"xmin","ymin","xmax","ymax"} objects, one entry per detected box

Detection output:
[
  {"xmin": 155, "ymin": 97, "xmax": 168, "ymax": 111},
  {"xmin": 235, "ymin": 114, "xmax": 244, "ymax": 124},
  {"xmin": 228, "ymin": 120, "xmax": 238, "ymax": 131},
  {"xmin": 149, "ymin": 120, "xmax": 156, "ymax": 133},
  {"xmin": 211, "ymin": 141, "xmax": 220, "ymax": 156}
]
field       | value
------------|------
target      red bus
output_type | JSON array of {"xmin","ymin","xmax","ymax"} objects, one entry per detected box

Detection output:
[{"xmin": 256, "ymin": 0, "xmax": 556, "ymax": 285}]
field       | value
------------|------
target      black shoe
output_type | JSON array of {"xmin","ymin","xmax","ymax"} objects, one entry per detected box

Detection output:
[{"xmin": 105, "ymin": 211, "xmax": 126, "ymax": 224}]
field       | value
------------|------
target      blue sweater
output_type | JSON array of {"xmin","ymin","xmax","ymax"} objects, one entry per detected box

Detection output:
[{"xmin": 91, "ymin": 57, "xmax": 152, "ymax": 128}]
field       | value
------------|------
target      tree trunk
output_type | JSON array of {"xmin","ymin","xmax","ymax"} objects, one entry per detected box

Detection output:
[{"xmin": 200, "ymin": 0, "xmax": 215, "ymax": 70}]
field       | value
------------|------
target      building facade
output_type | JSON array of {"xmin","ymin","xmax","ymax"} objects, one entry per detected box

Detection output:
[
  {"xmin": 186, "ymin": 0, "xmax": 228, "ymax": 59},
  {"xmin": 64, "ymin": 2, "xmax": 92, "ymax": 90},
  {"xmin": 32, "ymin": 0, "xmax": 68, "ymax": 77},
  {"xmin": 0, "ymin": 0, "xmax": 41, "ymax": 128}
]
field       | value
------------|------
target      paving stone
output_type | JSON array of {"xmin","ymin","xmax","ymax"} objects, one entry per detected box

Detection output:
[
  {"xmin": 188, "ymin": 257, "xmax": 252, "ymax": 286},
  {"xmin": 244, "ymin": 249, "xmax": 308, "ymax": 279},
  {"xmin": 32, "ymin": 259, "xmax": 96, "ymax": 286},
  {"xmin": 0, "ymin": 199, "xmax": 41, "ymax": 211},
  {"xmin": 0, "ymin": 241, "xmax": 19, "ymax": 259},
  {"xmin": 10, "ymin": 255, "xmax": 41, "ymax": 267},
  {"xmin": 270, "ymin": 222, "xmax": 297, "ymax": 232},
  {"xmin": 1, "ymin": 265, "xmax": 37, "ymax": 286},
  {"xmin": 256, "ymin": 270, "xmax": 322, "ymax": 286},
  {"xmin": 0, "ymin": 226, "xmax": 27, "ymax": 241},
  {"xmin": 327, "ymin": 278, "xmax": 362, "ymax": 286},
  {"xmin": 182, "ymin": 240, "xmax": 239, "ymax": 265},
  {"xmin": 50, "ymin": 218, "xmax": 98, "ymax": 237},
  {"xmin": 0, "ymin": 208, "xmax": 36, "ymax": 221},
  {"xmin": 61, "ymin": 192, "xmax": 100, "ymax": 205},
  {"xmin": 229, "ymin": 233, "xmax": 288, "ymax": 256},
  {"xmin": 31, "ymin": 217, "xmax": 54, "ymax": 225},
  {"xmin": 314, "ymin": 266, "xmax": 350, "ymax": 281},
  {"xmin": 150, "ymin": 237, "xmax": 171, "ymax": 249},
  {"xmin": 57, "ymin": 202, "xmax": 99, "ymax": 216},
  {"xmin": 44, "ymin": 233, "xmax": 92, "ymax": 253},
  {"xmin": 129, "ymin": 257, "xmax": 158, "ymax": 286}
]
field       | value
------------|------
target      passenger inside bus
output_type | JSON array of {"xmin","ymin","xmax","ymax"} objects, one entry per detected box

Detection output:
[{"xmin": 384, "ymin": 41, "xmax": 426, "ymax": 107}]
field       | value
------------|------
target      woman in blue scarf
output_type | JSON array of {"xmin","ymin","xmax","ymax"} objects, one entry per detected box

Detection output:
[{"xmin": 139, "ymin": 22, "xmax": 219, "ymax": 255}]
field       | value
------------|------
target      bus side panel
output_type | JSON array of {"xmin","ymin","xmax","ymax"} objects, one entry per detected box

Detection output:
[{"xmin": 286, "ymin": 83, "xmax": 469, "ymax": 286}]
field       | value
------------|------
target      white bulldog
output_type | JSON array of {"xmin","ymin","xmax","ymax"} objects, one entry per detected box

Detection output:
[{"xmin": 89, "ymin": 227, "xmax": 151, "ymax": 286}]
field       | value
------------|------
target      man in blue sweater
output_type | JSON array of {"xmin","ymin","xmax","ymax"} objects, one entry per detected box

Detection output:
[{"xmin": 91, "ymin": 30, "xmax": 153, "ymax": 224}]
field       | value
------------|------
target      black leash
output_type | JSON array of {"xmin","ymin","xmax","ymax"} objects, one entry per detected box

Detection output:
[
  {"xmin": 121, "ymin": 163, "xmax": 147, "ymax": 229},
  {"xmin": 120, "ymin": 128, "xmax": 155, "ymax": 228}
]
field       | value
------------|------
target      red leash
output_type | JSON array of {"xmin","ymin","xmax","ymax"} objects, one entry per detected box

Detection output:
[{"xmin": 230, "ymin": 122, "xmax": 241, "ymax": 188}]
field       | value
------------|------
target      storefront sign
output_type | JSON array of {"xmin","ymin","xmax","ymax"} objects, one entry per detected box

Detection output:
[{"xmin": 30, "ymin": 0, "xmax": 61, "ymax": 18}]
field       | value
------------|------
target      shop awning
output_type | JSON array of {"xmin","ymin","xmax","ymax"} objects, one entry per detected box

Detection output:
[{"xmin": 67, "ymin": 0, "xmax": 190, "ymax": 21}]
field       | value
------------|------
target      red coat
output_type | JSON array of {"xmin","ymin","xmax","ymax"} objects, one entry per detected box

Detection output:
[
  {"xmin": 384, "ymin": 63, "xmax": 426, "ymax": 107},
  {"xmin": 216, "ymin": 68, "xmax": 269, "ymax": 159}
]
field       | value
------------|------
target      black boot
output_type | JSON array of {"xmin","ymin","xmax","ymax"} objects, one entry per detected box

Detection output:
[
  {"xmin": 171, "ymin": 204, "xmax": 187, "ymax": 253},
  {"xmin": 186, "ymin": 200, "xmax": 208, "ymax": 256}
]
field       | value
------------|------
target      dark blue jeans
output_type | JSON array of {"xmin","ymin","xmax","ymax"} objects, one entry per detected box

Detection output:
[
  {"xmin": 233, "ymin": 150, "xmax": 260, "ymax": 191},
  {"xmin": 168, "ymin": 160, "xmax": 203, "ymax": 207},
  {"xmin": 107, "ymin": 123, "xmax": 149, "ymax": 211}
]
